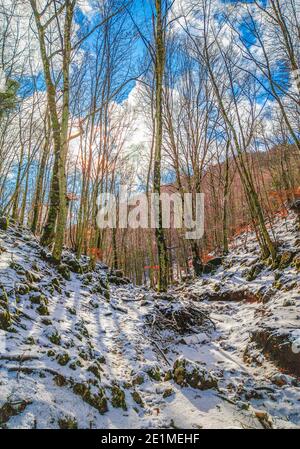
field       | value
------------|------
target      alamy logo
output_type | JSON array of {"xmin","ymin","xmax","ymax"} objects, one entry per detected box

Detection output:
[{"xmin": 96, "ymin": 185, "xmax": 204, "ymax": 240}]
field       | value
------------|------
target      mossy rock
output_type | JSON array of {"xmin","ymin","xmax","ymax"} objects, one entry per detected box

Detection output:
[
  {"xmin": 58, "ymin": 416, "xmax": 77, "ymax": 429},
  {"xmin": 16, "ymin": 284, "xmax": 30, "ymax": 295},
  {"xmin": 26, "ymin": 283, "xmax": 40, "ymax": 293},
  {"xmin": 94, "ymin": 282, "xmax": 110, "ymax": 300},
  {"xmin": 57, "ymin": 264, "xmax": 71, "ymax": 281},
  {"xmin": 0, "ymin": 287, "xmax": 8, "ymax": 302},
  {"xmin": 132, "ymin": 374, "xmax": 145, "ymax": 386},
  {"xmin": 274, "ymin": 271, "xmax": 282, "ymax": 281},
  {"xmin": 78, "ymin": 349, "xmax": 90, "ymax": 361},
  {"xmin": 284, "ymin": 282, "xmax": 297, "ymax": 292},
  {"xmin": 41, "ymin": 318, "xmax": 52, "ymax": 326},
  {"xmin": 163, "ymin": 388, "xmax": 174, "ymax": 398},
  {"xmin": 274, "ymin": 280, "xmax": 283, "ymax": 290},
  {"xmin": 0, "ymin": 216, "xmax": 9, "ymax": 231},
  {"xmin": 64, "ymin": 257, "xmax": 83, "ymax": 274},
  {"xmin": 25, "ymin": 270, "xmax": 41, "ymax": 283},
  {"xmin": 10, "ymin": 261, "xmax": 25, "ymax": 275},
  {"xmin": 48, "ymin": 330, "xmax": 61, "ymax": 345},
  {"xmin": 67, "ymin": 306, "xmax": 76, "ymax": 315},
  {"xmin": 98, "ymin": 355, "xmax": 106, "ymax": 364},
  {"xmin": 173, "ymin": 359, "xmax": 218, "ymax": 390},
  {"xmin": 98, "ymin": 277, "xmax": 109, "ymax": 290},
  {"xmin": 25, "ymin": 336, "xmax": 35, "ymax": 345},
  {"xmin": 246, "ymin": 263, "xmax": 264, "ymax": 281},
  {"xmin": 31, "ymin": 262, "xmax": 40, "ymax": 272},
  {"xmin": 75, "ymin": 320, "xmax": 89, "ymax": 338},
  {"xmin": 47, "ymin": 349, "xmax": 56, "ymax": 357},
  {"xmin": 0, "ymin": 309, "xmax": 11, "ymax": 330},
  {"xmin": 56, "ymin": 352, "xmax": 70, "ymax": 366},
  {"xmin": 87, "ymin": 362, "xmax": 102, "ymax": 380},
  {"xmin": 147, "ymin": 367, "xmax": 161, "ymax": 381},
  {"xmin": 73, "ymin": 383, "xmax": 108, "ymax": 414},
  {"xmin": 292, "ymin": 257, "xmax": 300, "ymax": 273},
  {"xmin": 202, "ymin": 257, "xmax": 223, "ymax": 274},
  {"xmin": 82, "ymin": 273, "xmax": 93, "ymax": 285},
  {"xmin": 107, "ymin": 275, "xmax": 130, "ymax": 286},
  {"xmin": 164, "ymin": 370, "xmax": 172, "ymax": 382},
  {"xmin": 29, "ymin": 292, "xmax": 47, "ymax": 305},
  {"xmin": 69, "ymin": 359, "xmax": 83, "ymax": 370},
  {"xmin": 213, "ymin": 284, "xmax": 221, "ymax": 292},
  {"xmin": 0, "ymin": 399, "xmax": 30, "ymax": 425},
  {"xmin": 111, "ymin": 385, "xmax": 127, "ymax": 410},
  {"xmin": 51, "ymin": 277, "xmax": 61, "ymax": 289},
  {"xmin": 131, "ymin": 391, "xmax": 144, "ymax": 406},
  {"xmin": 53, "ymin": 374, "xmax": 67, "ymax": 387},
  {"xmin": 37, "ymin": 304, "xmax": 49, "ymax": 315},
  {"xmin": 173, "ymin": 361, "xmax": 186, "ymax": 386},
  {"xmin": 279, "ymin": 251, "xmax": 296, "ymax": 269}
]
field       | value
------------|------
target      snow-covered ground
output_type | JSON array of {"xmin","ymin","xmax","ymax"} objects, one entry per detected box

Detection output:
[{"xmin": 0, "ymin": 212, "xmax": 299, "ymax": 429}]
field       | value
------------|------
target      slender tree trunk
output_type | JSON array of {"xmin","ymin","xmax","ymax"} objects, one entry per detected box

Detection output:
[{"xmin": 153, "ymin": 0, "xmax": 169, "ymax": 291}]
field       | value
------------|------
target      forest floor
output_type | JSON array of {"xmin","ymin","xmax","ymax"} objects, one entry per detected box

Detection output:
[{"xmin": 0, "ymin": 212, "xmax": 299, "ymax": 429}]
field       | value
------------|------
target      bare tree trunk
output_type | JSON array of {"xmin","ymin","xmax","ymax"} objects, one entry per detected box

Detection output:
[{"xmin": 153, "ymin": 0, "xmax": 169, "ymax": 291}]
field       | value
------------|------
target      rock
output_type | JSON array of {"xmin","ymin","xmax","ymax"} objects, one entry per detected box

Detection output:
[
  {"xmin": 293, "ymin": 256, "xmax": 300, "ymax": 273},
  {"xmin": 147, "ymin": 367, "xmax": 162, "ymax": 381},
  {"xmin": 40, "ymin": 248, "xmax": 52, "ymax": 262},
  {"xmin": 94, "ymin": 282, "xmax": 110, "ymax": 300},
  {"xmin": 162, "ymin": 388, "xmax": 174, "ymax": 398},
  {"xmin": 0, "ymin": 399, "xmax": 31, "ymax": 425},
  {"xmin": 58, "ymin": 415, "xmax": 77, "ymax": 429},
  {"xmin": 202, "ymin": 257, "xmax": 223, "ymax": 274},
  {"xmin": 131, "ymin": 391, "xmax": 144, "ymax": 406},
  {"xmin": 261, "ymin": 288, "xmax": 276, "ymax": 304},
  {"xmin": 29, "ymin": 292, "xmax": 47, "ymax": 305},
  {"xmin": 73, "ymin": 383, "xmax": 107, "ymax": 414},
  {"xmin": 56, "ymin": 352, "xmax": 70, "ymax": 366},
  {"xmin": 246, "ymin": 263, "xmax": 264, "ymax": 281},
  {"xmin": 111, "ymin": 385, "xmax": 127, "ymax": 410},
  {"xmin": 53, "ymin": 374, "xmax": 67, "ymax": 387},
  {"xmin": 204, "ymin": 289, "xmax": 258, "ymax": 303},
  {"xmin": 87, "ymin": 362, "xmax": 102, "ymax": 380},
  {"xmin": 46, "ymin": 326, "xmax": 61, "ymax": 345},
  {"xmin": 153, "ymin": 292, "xmax": 175, "ymax": 301},
  {"xmin": 0, "ymin": 288, "xmax": 11, "ymax": 330},
  {"xmin": 82, "ymin": 273, "xmax": 93, "ymax": 285},
  {"xmin": 51, "ymin": 277, "xmax": 61, "ymax": 292},
  {"xmin": 63, "ymin": 254, "xmax": 83, "ymax": 274},
  {"xmin": 37, "ymin": 303, "xmax": 49, "ymax": 316},
  {"xmin": 16, "ymin": 283, "xmax": 30, "ymax": 295},
  {"xmin": 288, "ymin": 199, "xmax": 300, "ymax": 213},
  {"xmin": 57, "ymin": 263, "xmax": 71, "ymax": 280},
  {"xmin": 279, "ymin": 251, "xmax": 296, "ymax": 269},
  {"xmin": 132, "ymin": 374, "xmax": 144, "ymax": 386},
  {"xmin": 25, "ymin": 270, "xmax": 41, "ymax": 283},
  {"xmin": 0, "ymin": 308, "xmax": 11, "ymax": 330},
  {"xmin": 271, "ymin": 373, "xmax": 295, "ymax": 387},
  {"xmin": 107, "ymin": 275, "xmax": 130, "ymax": 285},
  {"xmin": 0, "ymin": 216, "xmax": 9, "ymax": 231},
  {"xmin": 283, "ymin": 298, "xmax": 296, "ymax": 307},
  {"xmin": 251, "ymin": 329, "xmax": 300, "ymax": 376},
  {"xmin": 0, "ymin": 288, "xmax": 8, "ymax": 304},
  {"xmin": 29, "ymin": 292, "xmax": 49, "ymax": 315},
  {"xmin": 172, "ymin": 358, "xmax": 218, "ymax": 390},
  {"xmin": 253, "ymin": 409, "xmax": 273, "ymax": 429}
]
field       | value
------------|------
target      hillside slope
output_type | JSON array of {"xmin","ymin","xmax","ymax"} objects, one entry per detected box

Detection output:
[{"xmin": 0, "ymin": 213, "xmax": 299, "ymax": 429}]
